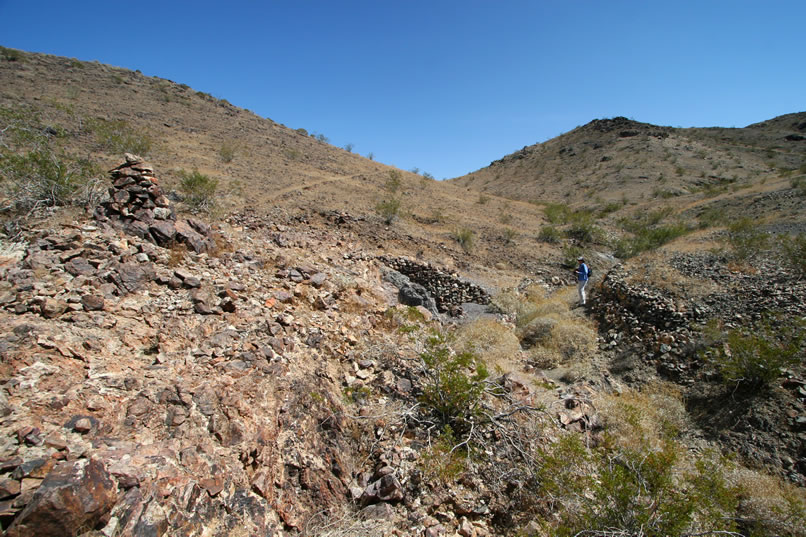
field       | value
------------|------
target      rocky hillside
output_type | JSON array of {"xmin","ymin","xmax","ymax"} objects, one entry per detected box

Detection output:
[
  {"xmin": 1, "ymin": 48, "xmax": 805, "ymax": 537},
  {"xmin": 451, "ymin": 114, "xmax": 806, "ymax": 221}
]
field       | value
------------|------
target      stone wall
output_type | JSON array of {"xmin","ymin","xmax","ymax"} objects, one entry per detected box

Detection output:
[{"xmin": 379, "ymin": 256, "xmax": 490, "ymax": 315}]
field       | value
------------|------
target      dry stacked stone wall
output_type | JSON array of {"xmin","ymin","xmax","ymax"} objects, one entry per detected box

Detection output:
[
  {"xmin": 94, "ymin": 153, "xmax": 215, "ymax": 254},
  {"xmin": 379, "ymin": 256, "xmax": 491, "ymax": 314}
]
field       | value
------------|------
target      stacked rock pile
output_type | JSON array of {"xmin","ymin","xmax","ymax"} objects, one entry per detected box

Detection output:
[
  {"xmin": 94, "ymin": 153, "xmax": 215, "ymax": 254},
  {"xmin": 379, "ymin": 256, "xmax": 491, "ymax": 314}
]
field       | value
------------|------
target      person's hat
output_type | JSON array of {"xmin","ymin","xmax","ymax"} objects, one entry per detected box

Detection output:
[{"xmin": 577, "ymin": 256, "xmax": 584, "ymax": 261}]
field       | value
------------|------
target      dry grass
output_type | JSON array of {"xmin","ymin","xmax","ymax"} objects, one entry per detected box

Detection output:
[
  {"xmin": 454, "ymin": 318, "xmax": 521, "ymax": 372},
  {"xmin": 596, "ymin": 381, "xmax": 689, "ymax": 451}
]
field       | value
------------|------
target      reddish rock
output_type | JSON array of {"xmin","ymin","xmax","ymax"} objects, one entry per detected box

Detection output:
[
  {"xmin": 0, "ymin": 479, "xmax": 20, "ymax": 499},
  {"xmin": 40, "ymin": 298, "xmax": 67, "ymax": 319},
  {"xmin": 81, "ymin": 294, "xmax": 105, "ymax": 311},
  {"xmin": 5, "ymin": 459, "xmax": 117, "ymax": 537}
]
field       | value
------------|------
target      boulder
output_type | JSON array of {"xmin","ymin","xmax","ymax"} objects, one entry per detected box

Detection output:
[{"xmin": 5, "ymin": 459, "xmax": 117, "ymax": 537}]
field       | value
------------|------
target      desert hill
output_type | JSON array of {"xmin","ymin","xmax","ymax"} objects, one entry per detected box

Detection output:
[
  {"xmin": 451, "ymin": 113, "xmax": 806, "ymax": 227},
  {"xmin": 0, "ymin": 47, "xmax": 805, "ymax": 537}
]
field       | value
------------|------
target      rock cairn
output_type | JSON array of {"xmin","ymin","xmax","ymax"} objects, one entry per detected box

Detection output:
[
  {"xmin": 94, "ymin": 153, "xmax": 215, "ymax": 254},
  {"xmin": 379, "ymin": 256, "xmax": 491, "ymax": 315}
]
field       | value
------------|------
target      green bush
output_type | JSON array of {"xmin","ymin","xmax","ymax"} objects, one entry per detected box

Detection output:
[
  {"xmin": 453, "ymin": 227, "xmax": 474, "ymax": 252},
  {"xmin": 384, "ymin": 170, "xmax": 401, "ymax": 193},
  {"xmin": 0, "ymin": 46, "xmax": 23, "ymax": 62},
  {"xmin": 0, "ymin": 105, "xmax": 101, "ymax": 211},
  {"xmin": 544, "ymin": 203, "xmax": 572, "ymax": 224},
  {"xmin": 375, "ymin": 198, "xmax": 401, "ymax": 224},
  {"xmin": 0, "ymin": 148, "xmax": 99, "ymax": 210},
  {"xmin": 614, "ymin": 209, "xmax": 690, "ymax": 258},
  {"xmin": 538, "ymin": 225, "xmax": 562, "ymax": 244},
  {"xmin": 782, "ymin": 233, "xmax": 806, "ymax": 275},
  {"xmin": 613, "ymin": 223, "xmax": 690, "ymax": 258},
  {"xmin": 178, "ymin": 169, "xmax": 218, "ymax": 212},
  {"xmin": 87, "ymin": 118, "xmax": 152, "ymax": 155},
  {"xmin": 419, "ymin": 331, "xmax": 488, "ymax": 438},
  {"xmin": 702, "ymin": 317, "xmax": 804, "ymax": 391},
  {"xmin": 218, "ymin": 140, "xmax": 237, "ymax": 163}
]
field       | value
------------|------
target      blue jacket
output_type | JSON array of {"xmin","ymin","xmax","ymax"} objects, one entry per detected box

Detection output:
[{"xmin": 576, "ymin": 263, "xmax": 589, "ymax": 282}]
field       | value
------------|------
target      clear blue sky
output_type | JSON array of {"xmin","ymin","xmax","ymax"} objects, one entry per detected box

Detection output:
[{"xmin": 1, "ymin": 1, "xmax": 804, "ymax": 179}]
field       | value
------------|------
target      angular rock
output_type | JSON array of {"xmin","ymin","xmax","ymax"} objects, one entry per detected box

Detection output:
[{"xmin": 5, "ymin": 459, "xmax": 117, "ymax": 537}]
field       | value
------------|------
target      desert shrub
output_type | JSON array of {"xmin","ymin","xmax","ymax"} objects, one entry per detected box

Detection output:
[
  {"xmin": 613, "ymin": 222, "xmax": 690, "ymax": 258},
  {"xmin": 564, "ymin": 217, "xmax": 601, "ymax": 243},
  {"xmin": 540, "ymin": 388, "xmax": 745, "ymax": 537},
  {"xmin": 697, "ymin": 206, "xmax": 726, "ymax": 228},
  {"xmin": 295, "ymin": 127, "xmax": 308, "ymax": 136},
  {"xmin": 0, "ymin": 46, "xmax": 23, "ymax": 62},
  {"xmin": 0, "ymin": 106, "xmax": 101, "ymax": 211},
  {"xmin": 87, "ymin": 118, "xmax": 152, "ymax": 155},
  {"xmin": 366, "ymin": 152, "xmax": 374, "ymax": 161},
  {"xmin": 543, "ymin": 202, "xmax": 572, "ymax": 224},
  {"xmin": 384, "ymin": 170, "xmax": 401, "ymax": 193},
  {"xmin": 782, "ymin": 233, "xmax": 806, "ymax": 275},
  {"xmin": 561, "ymin": 244, "xmax": 584, "ymax": 268},
  {"xmin": 422, "ymin": 171, "xmax": 435, "ymax": 180},
  {"xmin": 791, "ymin": 175, "xmax": 806, "ymax": 196},
  {"xmin": 701, "ymin": 316, "xmax": 804, "ymax": 391},
  {"xmin": 419, "ymin": 330, "xmax": 489, "ymax": 438},
  {"xmin": 727, "ymin": 217, "xmax": 769, "ymax": 260},
  {"xmin": 538, "ymin": 225, "xmax": 561, "ymax": 244},
  {"xmin": 477, "ymin": 194, "xmax": 489, "ymax": 205},
  {"xmin": 0, "ymin": 148, "xmax": 99, "ymax": 211},
  {"xmin": 375, "ymin": 198, "xmax": 400, "ymax": 224},
  {"xmin": 343, "ymin": 143, "xmax": 354, "ymax": 153},
  {"xmin": 419, "ymin": 425, "xmax": 469, "ymax": 484},
  {"xmin": 502, "ymin": 227, "xmax": 517, "ymax": 244},
  {"xmin": 452, "ymin": 227, "xmax": 474, "ymax": 252},
  {"xmin": 614, "ymin": 209, "xmax": 690, "ymax": 258},
  {"xmin": 218, "ymin": 140, "xmax": 237, "ymax": 163},
  {"xmin": 178, "ymin": 169, "xmax": 218, "ymax": 212}
]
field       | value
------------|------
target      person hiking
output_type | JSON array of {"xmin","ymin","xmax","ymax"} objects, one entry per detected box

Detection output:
[{"xmin": 574, "ymin": 256, "xmax": 590, "ymax": 306}]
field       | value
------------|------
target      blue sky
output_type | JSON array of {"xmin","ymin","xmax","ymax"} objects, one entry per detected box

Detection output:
[{"xmin": 1, "ymin": 1, "xmax": 804, "ymax": 179}]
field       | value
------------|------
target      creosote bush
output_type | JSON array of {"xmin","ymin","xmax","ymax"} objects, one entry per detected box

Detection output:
[
  {"xmin": 419, "ymin": 330, "xmax": 488, "ymax": 438},
  {"xmin": 218, "ymin": 140, "xmax": 237, "ymax": 163},
  {"xmin": 701, "ymin": 316, "xmax": 804, "ymax": 391},
  {"xmin": 375, "ymin": 198, "xmax": 401, "ymax": 225},
  {"xmin": 0, "ymin": 105, "xmax": 102, "ymax": 212},
  {"xmin": 87, "ymin": 118, "xmax": 152, "ymax": 156},
  {"xmin": 613, "ymin": 208, "xmax": 690, "ymax": 258},
  {"xmin": 178, "ymin": 169, "xmax": 218, "ymax": 212},
  {"xmin": 452, "ymin": 227, "xmax": 474, "ymax": 252}
]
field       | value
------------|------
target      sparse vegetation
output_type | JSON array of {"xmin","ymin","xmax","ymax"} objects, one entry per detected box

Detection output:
[
  {"xmin": 452, "ymin": 227, "xmax": 474, "ymax": 252},
  {"xmin": 701, "ymin": 316, "xmax": 805, "ymax": 391},
  {"xmin": 418, "ymin": 330, "xmax": 489, "ymax": 438},
  {"xmin": 0, "ymin": 105, "xmax": 103, "ymax": 212},
  {"xmin": 613, "ymin": 209, "xmax": 690, "ymax": 258},
  {"xmin": 375, "ymin": 197, "xmax": 401, "ymax": 225},
  {"xmin": 384, "ymin": 169, "xmax": 401, "ymax": 193},
  {"xmin": 87, "ymin": 118, "xmax": 152, "ymax": 155},
  {"xmin": 178, "ymin": 169, "xmax": 218, "ymax": 212},
  {"xmin": 538, "ymin": 225, "xmax": 562, "ymax": 244},
  {"xmin": 219, "ymin": 140, "xmax": 238, "ymax": 162},
  {"xmin": 727, "ymin": 217, "xmax": 769, "ymax": 260}
]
